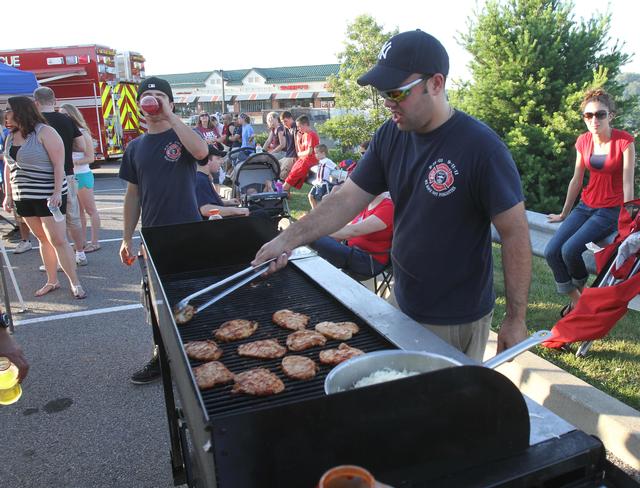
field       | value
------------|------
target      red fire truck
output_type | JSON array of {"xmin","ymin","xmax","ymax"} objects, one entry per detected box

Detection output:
[{"xmin": 0, "ymin": 45, "xmax": 146, "ymax": 160}]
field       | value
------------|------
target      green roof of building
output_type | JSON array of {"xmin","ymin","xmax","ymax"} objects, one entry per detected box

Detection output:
[
  {"xmin": 157, "ymin": 71, "xmax": 212, "ymax": 87},
  {"xmin": 155, "ymin": 64, "xmax": 339, "ymax": 87}
]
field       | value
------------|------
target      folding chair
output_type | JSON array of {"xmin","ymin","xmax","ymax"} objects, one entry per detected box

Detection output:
[{"xmin": 342, "ymin": 250, "xmax": 393, "ymax": 298}]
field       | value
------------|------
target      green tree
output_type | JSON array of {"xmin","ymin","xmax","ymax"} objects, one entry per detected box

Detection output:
[
  {"xmin": 617, "ymin": 72, "xmax": 640, "ymax": 137},
  {"xmin": 317, "ymin": 15, "xmax": 398, "ymax": 151},
  {"xmin": 453, "ymin": 0, "xmax": 631, "ymax": 212}
]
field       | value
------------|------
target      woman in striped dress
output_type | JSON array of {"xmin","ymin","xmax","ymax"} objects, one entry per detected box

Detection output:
[{"xmin": 2, "ymin": 97, "xmax": 86, "ymax": 298}]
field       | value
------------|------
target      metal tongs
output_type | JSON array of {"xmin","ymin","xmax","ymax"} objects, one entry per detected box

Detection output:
[{"xmin": 173, "ymin": 248, "xmax": 316, "ymax": 325}]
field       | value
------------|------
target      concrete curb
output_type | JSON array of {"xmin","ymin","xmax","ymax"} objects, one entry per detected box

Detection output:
[
  {"xmin": 91, "ymin": 161, "xmax": 121, "ymax": 179},
  {"xmin": 484, "ymin": 331, "xmax": 640, "ymax": 470}
]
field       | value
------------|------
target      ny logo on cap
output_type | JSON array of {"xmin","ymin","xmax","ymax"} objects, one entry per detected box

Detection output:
[
  {"xmin": 378, "ymin": 41, "xmax": 392, "ymax": 60},
  {"xmin": 149, "ymin": 83, "xmax": 156, "ymax": 88}
]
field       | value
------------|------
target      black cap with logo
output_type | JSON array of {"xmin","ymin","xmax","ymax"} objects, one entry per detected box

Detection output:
[
  {"xmin": 137, "ymin": 76, "xmax": 174, "ymax": 102},
  {"xmin": 357, "ymin": 30, "xmax": 449, "ymax": 91}
]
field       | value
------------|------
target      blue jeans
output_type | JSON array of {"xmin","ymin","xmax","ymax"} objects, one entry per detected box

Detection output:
[
  {"xmin": 544, "ymin": 201, "xmax": 619, "ymax": 293},
  {"xmin": 310, "ymin": 236, "xmax": 385, "ymax": 277}
]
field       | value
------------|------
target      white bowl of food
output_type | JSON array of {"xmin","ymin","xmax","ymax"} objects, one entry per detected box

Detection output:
[{"xmin": 324, "ymin": 350, "xmax": 462, "ymax": 394}]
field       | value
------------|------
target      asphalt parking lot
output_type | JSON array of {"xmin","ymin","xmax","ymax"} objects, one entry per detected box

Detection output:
[{"xmin": 0, "ymin": 172, "xmax": 177, "ymax": 487}]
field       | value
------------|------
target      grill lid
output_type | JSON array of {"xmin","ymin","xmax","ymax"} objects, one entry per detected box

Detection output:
[{"xmin": 211, "ymin": 365, "xmax": 529, "ymax": 487}]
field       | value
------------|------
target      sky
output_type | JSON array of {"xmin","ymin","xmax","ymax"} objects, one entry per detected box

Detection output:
[{"xmin": 2, "ymin": 0, "xmax": 638, "ymax": 82}]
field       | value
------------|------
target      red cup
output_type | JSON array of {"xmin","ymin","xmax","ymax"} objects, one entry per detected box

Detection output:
[
  {"xmin": 140, "ymin": 95, "xmax": 161, "ymax": 115},
  {"xmin": 318, "ymin": 465, "xmax": 376, "ymax": 488}
]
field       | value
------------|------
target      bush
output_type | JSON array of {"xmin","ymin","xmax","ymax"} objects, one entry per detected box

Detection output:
[
  {"xmin": 328, "ymin": 148, "xmax": 360, "ymax": 164},
  {"xmin": 317, "ymin": 113, "xmax": 380, "ymax": 153},
  {"xmin": 255, "ymin": 132, "xmax": 269, "ymax": 146}
]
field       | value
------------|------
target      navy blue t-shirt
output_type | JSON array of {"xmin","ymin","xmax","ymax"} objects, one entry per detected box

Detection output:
[
  {"xmin": 195, "ymin": 171, "xmax": 224, "ymax": 218},
  {"xmin": 119, "ymin": 128, "xmax": 200, "ymax": 228},
  {"xmin": 350, "ymin": 111, "xmax": 524, "ymax": 325}
]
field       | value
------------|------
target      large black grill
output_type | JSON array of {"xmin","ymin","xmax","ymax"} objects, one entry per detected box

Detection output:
[
  {"xmin": 141, "ymin": 218, "xmax": 609, "ymax": 488},
  {"xmin": 163, "ymin": 265, "xmax": 393, "ymax": 419}
]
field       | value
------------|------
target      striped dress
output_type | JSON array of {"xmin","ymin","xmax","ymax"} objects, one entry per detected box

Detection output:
[{"xmin": 4, "ymin": 123, "xmax": 68, "ymax": 201}]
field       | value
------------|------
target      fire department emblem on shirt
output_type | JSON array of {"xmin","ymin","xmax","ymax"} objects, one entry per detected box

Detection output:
[
  {"xmin": 425, "ymin": 159, "xmax": 459, "ymax": 197},
  {"xmin": 164, "ymin": 142, "xmax": 182, "ymax": 162}
]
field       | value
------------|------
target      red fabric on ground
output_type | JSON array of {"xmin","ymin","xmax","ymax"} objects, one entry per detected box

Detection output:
[{"xmin": 543, "ymin": 271, "xmax": 640, "ymax": 348}]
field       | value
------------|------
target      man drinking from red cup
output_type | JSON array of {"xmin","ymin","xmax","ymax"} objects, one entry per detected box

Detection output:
[{"xmin": 118, "ymin": 76, "xmax": 208, "ymax": 384}]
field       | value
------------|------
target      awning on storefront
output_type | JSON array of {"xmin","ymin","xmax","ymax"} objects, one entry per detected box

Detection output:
[
  {"xmin": 275, "ymin": 91, "xmax": 314, "ymax": 100},
  {"xmin": 186, "ymin": 95, "xmax": 198, "ymax": 103},
  {"xmin": 316, "ymin": 91, "xmax": 334, "ymax": 98},
  {"xmin": 173, "ymin": 96, "xmax": 190, "ymax": 104},
  {"xmin": 198, "ymin": 95, "xmax": 216, "ymax": 102},
  {"xmin": 235, "ymin": 93, "xmax": 273, "ymax": 101}
]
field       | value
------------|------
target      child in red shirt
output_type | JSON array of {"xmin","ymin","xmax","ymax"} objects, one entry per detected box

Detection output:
[{"xmin": 283, "ymin": 115, "xmax": 319, "ymax": 192}]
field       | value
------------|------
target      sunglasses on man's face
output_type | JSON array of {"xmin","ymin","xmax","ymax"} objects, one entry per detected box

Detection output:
[
  {"xmin": 378, "ymin": 76, "xmax": 429, "ymax": 103},
  {"xmin": 583, "ymin": 110, "xmax": 608, "ymax": 120}
]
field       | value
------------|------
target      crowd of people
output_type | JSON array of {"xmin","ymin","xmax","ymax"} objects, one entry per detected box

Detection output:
[
  {"xmin": 1, "ymin": 28, "xmax": 634, "ymax": 388},
  {"xmin": 0, "ymin": 87, "xmax": 104, "ymax": 300}
]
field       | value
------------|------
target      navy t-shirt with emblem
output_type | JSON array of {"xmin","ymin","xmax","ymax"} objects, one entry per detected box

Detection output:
[
  {"xmin": 350, "ymin": 111, "xmax": 524, "ymax": 325},
  {"xmin": 119, "ymin": 128, "xmax": 201, "ymax": 228},
  {"xmin": 195, "ymin": 171, "xmax": 224, "ymax": 219}
]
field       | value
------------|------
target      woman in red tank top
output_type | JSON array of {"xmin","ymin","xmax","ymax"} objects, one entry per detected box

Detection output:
[{"xmin": 544, "ymin": 88, "xmax": 635, "ymax": 316}]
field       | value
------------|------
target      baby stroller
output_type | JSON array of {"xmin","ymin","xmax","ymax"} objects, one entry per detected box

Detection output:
[{"xmin": 231, "ymin": 151, "xmax": 290, "ymax": 222}]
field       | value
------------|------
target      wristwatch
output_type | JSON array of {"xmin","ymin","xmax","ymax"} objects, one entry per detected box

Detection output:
[{"xmin": 0, "ymin": 313, "xmax": 9, "ymax": 329}]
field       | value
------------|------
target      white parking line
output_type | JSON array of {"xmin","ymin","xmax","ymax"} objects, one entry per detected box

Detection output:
[
  {"xmin": 97, "ymin": 205, "xmax": 124, "ymax": 211},
  {"xmin": 28, "ymin": 235, "xmax": 139, "ymax": 251},
  {"xmin": 14, "ymin": 303, "xmax": 143, "ymax": 326},
  {"xmin": 94, "ymin": 187, "xmax": 126, "ymax": 193}
]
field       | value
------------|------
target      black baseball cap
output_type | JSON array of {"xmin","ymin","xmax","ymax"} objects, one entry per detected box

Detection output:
[
  {"xmin": 357, "ymin": 30, "xmax": 449, "ymax": 91},
  {"xmin": 137, "ymin": 76, "xmax": 174, "ymax": 102},
  {"xmin": 198, "ymin": 144, "xmax": 227, "ymax": 165}
]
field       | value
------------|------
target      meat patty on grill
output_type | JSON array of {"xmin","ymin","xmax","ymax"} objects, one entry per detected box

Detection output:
[
  {"xmin": 286, "ymin": 330, "xmax": 327, "ymax": 351},
  {"xmin": 272, "ymin": 309, "xmax": 309, "ymax": 331},
  {"xmin": 214, "ymin": 319, "xmax": 258, "ymax": 342},
  {"xmin": 315, "ymin": 321, "xmax": 358, "ymax": 340},
  {"xmin": 184, "ymin": 340, "xmax": 223, "ymax": 361},
  {"xmin": 282, "ymin": 355, "xmax": 318, "ymax": 380},
  {"xmin": 232, "ymin": 368, "xmax": 285, "ymax": 396},
  {"xmin": 174, "ymin": 304, "xmax": 195, "ymax": 325},
  {"xmin": 319, "ymin": 343, "xmax": 365, "ymax": 365},
  {"xmin": 336, "ymin": 321, "xmax": 359, "ymax": 335},
  {"xmin": 193, "ymin": 361, "xmax": 234, "ymax": 390},
  {"xmin": 237, "ymin": 339, "xmax": 287, "ymax": 359}
]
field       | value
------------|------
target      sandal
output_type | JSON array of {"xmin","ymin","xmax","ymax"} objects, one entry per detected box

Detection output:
[
  {"xmin": 72, "ymin": 284, "xmax": 87, "ymax": 299},
  {"xmin": 559, "ymin": 302, "xmax": 574, "ymax": 318},
  {"xmin": 83, "ymin": 243, "xmax": 101, "ymax": 253},
  {"xmin": 35, "ymin": 282, "xmax": 61, "ymax": 297}
]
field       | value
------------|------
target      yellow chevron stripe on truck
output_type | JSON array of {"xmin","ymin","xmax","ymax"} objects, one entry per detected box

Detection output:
[
  {"xmin": 100, "ymin": 82, "xmax": 113, "ymax": 118},
  {"xmin": 116, "ymin": 83, "xmax": 140, "ymax": 131}
]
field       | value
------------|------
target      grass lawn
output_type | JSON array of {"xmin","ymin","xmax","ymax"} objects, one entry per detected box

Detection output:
[
  {"xmin": 286, "ymin": 185, "xmax": 640, "ymax": 410},
  {"xmin": 492, "ymin": 245, "xmax": 640, "ymax": 411},
  {"xmin": 288, "ymin": 183, "xmax": 313, "ymax": 220}
]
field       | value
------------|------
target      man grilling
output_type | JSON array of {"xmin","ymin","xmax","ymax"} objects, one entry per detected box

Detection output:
[{"xmin": 252, "ymin": 30, "xmax": 532, "ymax": 361}]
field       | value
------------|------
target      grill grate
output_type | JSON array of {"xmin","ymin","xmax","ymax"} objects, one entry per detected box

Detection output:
[{"xmin": 162, "ymin": 265, "xmax": 395, "ymax": 420}]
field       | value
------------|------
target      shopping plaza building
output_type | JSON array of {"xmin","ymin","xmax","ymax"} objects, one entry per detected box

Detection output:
[{"xmin": 157, "ymin": 64, "xmax": 339, "ymax": 122}]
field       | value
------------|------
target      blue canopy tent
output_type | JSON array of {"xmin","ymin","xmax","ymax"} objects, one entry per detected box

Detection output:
[{"xmin": 0, "ymin": 62, "xmax": 39, "ymax": 95}]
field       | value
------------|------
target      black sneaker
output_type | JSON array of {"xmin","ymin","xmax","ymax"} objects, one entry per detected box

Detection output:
[
  {"xmin": 130, "ymin": 355, "xmax": 161, "ymax": 384},
  {"xmin": 3, "ymin": 227, "xmax": 21, "ymax": 242}
]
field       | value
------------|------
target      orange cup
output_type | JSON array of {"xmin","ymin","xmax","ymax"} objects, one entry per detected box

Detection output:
[{"xmin": 318, "ymin": 465, "xmax": 376, "ymax": 488}]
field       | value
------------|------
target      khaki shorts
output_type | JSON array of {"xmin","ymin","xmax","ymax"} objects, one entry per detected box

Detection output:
[
  {"xmin": 278, "ymin": 157, "xmax": 296, "ymax": 180},
  {"xmin": 65, "ymin": 175, "xmax": 81, "ymax": 230},
  {"xmin": 387, "ymin": 288, "xmax": 493, "ymax": 361}
]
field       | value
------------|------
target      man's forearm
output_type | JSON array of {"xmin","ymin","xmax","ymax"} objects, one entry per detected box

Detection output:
[
  {"xmin": 122, "ymin": 190, "xmax": 141, "ymax": 241},
  {"xmin": 280, "ymin": 181, "xmax": 374, "ymax": 249},
  {"xmin": 170, "ymin": 115, "xmax": 208, "ymax": 160},
  {"xmin": 501, "ymin": 229, "xmax": 531, "ymax": 321}
]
